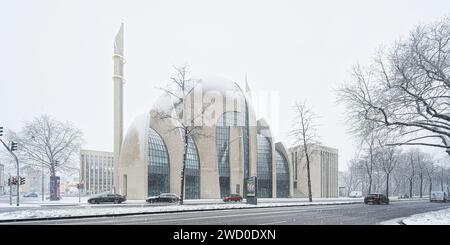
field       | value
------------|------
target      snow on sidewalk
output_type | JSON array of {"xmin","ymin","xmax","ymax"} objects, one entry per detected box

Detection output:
[
  {"xmin": 0, "ymin": 200, "xmax": 361, "ymax": 221},
  {"xmin": 402, "ymin": 207, "xmax": 450, "ymax": 225}
]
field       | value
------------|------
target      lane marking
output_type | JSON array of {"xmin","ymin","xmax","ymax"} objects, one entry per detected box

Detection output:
[{"xmin": 258, "ymin": 220, "xmax": 289, "ymax": 225}]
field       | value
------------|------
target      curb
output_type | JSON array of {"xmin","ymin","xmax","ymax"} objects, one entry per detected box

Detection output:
[{"xmin": 0, "ymin": 201, "xmax": 362, "ymax": 223}]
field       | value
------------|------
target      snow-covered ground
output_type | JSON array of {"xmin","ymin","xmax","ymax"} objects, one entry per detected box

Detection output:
[
  {"xmin": 402, "ymin": 208, "xmax": 450, "ymax": 225},
  {"xmin": 0, "ymin": 199, "xmax": 362, "ymax": 221},
  {"xmin": 0, "ymin": 195, "xmax": 427, "ymax": 209},
  {"xmin": 0, "ymin": 196, "xmax": 364, "ymax": 207}
]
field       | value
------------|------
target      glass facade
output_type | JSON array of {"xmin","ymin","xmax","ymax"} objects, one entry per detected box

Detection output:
[
  {"xmin": 216, "ymin": 111, "xmax": 246, "ymax": 198},
  {"xmin": 148, "ymin": 128, "xmax": 170, "ymax": 197},
  {"xmin": 185, "ymin": 134, "xmax": 200, "ymax": 199},
  {"xmin": 242, "ymin": 101, "xmax": 250, "ymax": 197},
  {"xmin": 257, "ymin": 134, "xmax": 272, "ymax": 198},
  {"xmin": 276, "ymin": 150, "xmax": 290, "ymax": 198}
]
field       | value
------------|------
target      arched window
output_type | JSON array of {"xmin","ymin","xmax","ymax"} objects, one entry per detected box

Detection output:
[
  {"xmin": 185, "ymin": 135, "xmax": 200, "ymax": 199},
  {"xmin": 148, "ymin": 128, "xmax": 170, "ymax": 197},
  {"xmin": 257, "ymin": 134, "xmax": 272, "ymax": 198},
  {"xmin": 276, "ymin": 150, "xmax": 290, "ymax": 198},
  {"xmin": 216, "ymin": 111, "xmax": 246, "ymax": 198}
]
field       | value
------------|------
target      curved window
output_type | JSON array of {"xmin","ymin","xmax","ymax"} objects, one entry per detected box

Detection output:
[
  {"xmin": 276, "ymin": 150, "xmax": 290, "ymax": 198},
  {"xmin": 257, "ymin": 134, "xmax": 272, "ymax": 198},
  {"xmin": 216, "ymin": 111, "xmax": 246, "ymax": 198},
  {"xmin": 148, "ymin": 128, "xmax": 170, "ymax": 197},
  {"xmin": 185, "ymin": 135, "xmax": 200, "ymax": 199}
]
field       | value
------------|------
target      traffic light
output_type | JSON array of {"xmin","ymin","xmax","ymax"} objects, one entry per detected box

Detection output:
[
  {"xmin": 7, "ymin": 177, "xmax": 11, "ymax": 186},
  {"xmin": 20, "ymin": 177, "xmax": 25, "ymax": 185},
  {"xmin": 0, "ymin": 126, "xmax": 3, "ymax": 137},
  {"xmin": 11, "ymin": 176, "xmax": 17, "ymax": 185},
  {"xmin": 10, "ymin": 141, "xmax": 18, "ymax": 151}
]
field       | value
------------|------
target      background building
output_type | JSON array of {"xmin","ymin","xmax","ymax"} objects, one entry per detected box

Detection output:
[
  {"xmin": 20, "ymin": 165, "xmax": 42, "ymax": 194},
  {"xmin": 80, "ymin": 150, "xmax": 114, "ymax": 195},
  {"xmin": 289, "ymin": 145, "xmax": 338, "ymax": 198}
]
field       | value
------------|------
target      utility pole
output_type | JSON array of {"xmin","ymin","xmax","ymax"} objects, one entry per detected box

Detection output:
[
  {"xmin": 11, "ymin": 143, "xmax": 19, "ymax": 206},
  {"xmin": 0, "ymin": 127, "xmax": 20, "ymax": 206}
]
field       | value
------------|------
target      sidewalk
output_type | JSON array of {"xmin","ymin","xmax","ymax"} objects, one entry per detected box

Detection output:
[{"xmin": 401, "ymin": 207, "xmax": 450, "ymax": 225}]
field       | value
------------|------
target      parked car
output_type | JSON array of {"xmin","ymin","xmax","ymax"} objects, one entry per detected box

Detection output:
[
  {"xmin": 23, "ymin": 192, "xmax": 38, "ymax": 198},
  {"xmin": 364, "ymin": 193, "xmax": 389, "ymax": 205},
  {"xmin": 398, "ymin": 193, "xmax": 410, "ymax": 199},
  {"xmin": 223, "ymin": 194, "xmax": 243, "ymax": 202},
  {"xmin": 349, "ymin": 191, "xmax": 362, "ymax": 198},
  {"xmin": 88, "ymin": 193, "xmax": 126, "ymax": 204},
  {"xmin": 146, "ymin": 193, "xmax": 180, "ymax": 204},
  {"xmin": 430, "ymin": 191, "xmax": 449, "ymax": 202}
]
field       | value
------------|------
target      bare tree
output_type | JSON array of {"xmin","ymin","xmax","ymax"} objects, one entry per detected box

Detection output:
[
  {"xmin": 378, "ymin": 143, "xmax": 400, "ymax": 198},
  {"xmin": 343, "ymin": 155, "xmax": 370, "ymax": 195},
  {"xmin": 403, "ymin": 149, "xmax": 418, "ymax": 198},
  {"xmin": 290, "ymin": 101, "xmax": 320, "ymax": 202},
  {"xmin": 155, "ymin": 65, "xmax": 212, "ymax": 204},
  {"xmin": 415, "ymin": 151, "xmax": 428, "ymax": 198},
  {"xmin": 337, "ymin": 17, "xmax": 450, "ymax": 156},
  {"xmin": 437, "ymin": 165, "xmax": 446, "ymax": 191},
  {"xmin": 7, "ymin": 114, "xmax": 83, "ymax": 177},
  {"xmin": 360, "ymin": 133, "xmax": 379, "ymax": 195},
  {"xmin": 424, "ymin": 160, "xmax": 436, "ymax": 199}
]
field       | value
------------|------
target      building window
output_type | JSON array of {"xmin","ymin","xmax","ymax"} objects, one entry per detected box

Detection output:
[
  {"xmin": 216, "ymin": 111, "xmax": 246, "ymax": 198},
  {"xmin": 148, "ymin": 128, "xmax": 170, "ymax": 197},
  {"xmin": 276, "ymin": 150, "xmax": 289, "ymax": 198},
  {"xmin": 257, "ymin": 134, "xmax": 272, "ymax": 198},
  {"xmin": 185, "ymin": 134, "xmax": 200, "ymax": 199}
]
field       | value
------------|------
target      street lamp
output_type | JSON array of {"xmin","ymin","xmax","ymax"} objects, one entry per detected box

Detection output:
[{"xmin": 0, "ymin": 128, "xmax": 21, "ymax": 206}]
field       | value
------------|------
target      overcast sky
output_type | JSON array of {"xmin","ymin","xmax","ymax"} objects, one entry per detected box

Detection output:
[{"xmin": 1, "ymin": 0, "xmax": 450, "ymax": 171}]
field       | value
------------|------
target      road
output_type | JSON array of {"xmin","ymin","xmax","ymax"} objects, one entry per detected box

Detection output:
[{"xmin": 3, "ymin": 199, "xmax": 449, "ymax": 225}]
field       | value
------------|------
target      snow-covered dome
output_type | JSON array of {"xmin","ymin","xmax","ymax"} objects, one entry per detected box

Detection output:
[
  {"xmin": 150, "ymin": 76, "xmax": 248, "ymax": 124},
  {"xmin": 194, "ymin": 76, "xmax": 244, "ymax": 96}
]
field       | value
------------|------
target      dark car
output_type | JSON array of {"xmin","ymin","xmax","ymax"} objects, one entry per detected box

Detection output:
[
  {"xmin": 88, "ymin": 193, "xmax": 126, "ymax": 204},
  {"xmin": 399, "ymin": 193, "xmax": 410, "ymax": 199},
  {"xmin": 364, "ymin": 193, "xmax": 389, "ymax": 205},
  {"xmin": 146, "ymin": 193, "xmax": 180, "ymax": 204},
  {"xmin": 23, "ymin": 192, "xmax": 38, "ymax": 198},
  {"xmin": 223, "ymin": 194, "xmax": 243, "ymax": 202}
]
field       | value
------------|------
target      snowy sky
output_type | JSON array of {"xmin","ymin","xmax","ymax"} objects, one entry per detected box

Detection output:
[{"xmin": 1, "ymin": 0, "xmax": 450, "ymax": 171}]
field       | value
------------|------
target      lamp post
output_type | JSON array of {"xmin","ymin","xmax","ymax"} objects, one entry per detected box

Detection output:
[
  {"xmin": 0, "ymin": 127, "xmax": 20, "ymax": 206},
  {"xmin": 0, "ymin": 139, "xmax": 20, "ymax": 206}
]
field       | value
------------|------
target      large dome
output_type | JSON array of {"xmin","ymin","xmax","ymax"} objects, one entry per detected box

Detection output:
[
  {"xmin": 117, "ymin": 76, "xmax": 284, "ymax": 200},
  {"xmin": 150, "ymin": 76, "xmax": 248, "ymax": 125},
  {"xmin": 194, "ymin": 76, "xmax": 244, "ymax": 96}
]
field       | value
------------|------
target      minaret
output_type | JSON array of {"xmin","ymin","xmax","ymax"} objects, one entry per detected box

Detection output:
[{"xmin": 113, "ymin": 23, "xmax": 125, "ymax": 194}]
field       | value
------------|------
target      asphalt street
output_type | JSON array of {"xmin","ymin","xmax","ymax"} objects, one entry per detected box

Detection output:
[{"xmin": 3, "ymin": 199, "xmax": 449, "ymax": 225}]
